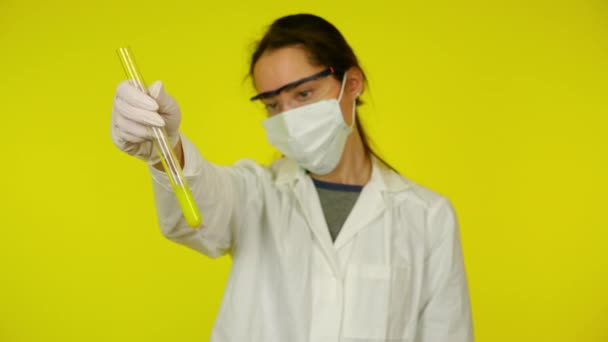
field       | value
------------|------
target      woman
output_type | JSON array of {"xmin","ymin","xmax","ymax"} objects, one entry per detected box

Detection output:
[{"xmin": 111, "ymin": 13, "xmax": 473, "ymax": 342}]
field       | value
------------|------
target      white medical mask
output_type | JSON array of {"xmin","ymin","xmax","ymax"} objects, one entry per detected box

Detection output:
[{"xmin": 262, "ymin": 72, "xmax": 355, "ymax": 175}]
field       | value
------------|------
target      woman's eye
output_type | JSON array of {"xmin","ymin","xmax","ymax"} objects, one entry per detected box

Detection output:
[
  {"xmin": 265, "ymin": 102, "xmax": 278, "ymax": 111},
  {"xmin": 297, "ymin": 90, "xmax": 312, "ymax": 99}
]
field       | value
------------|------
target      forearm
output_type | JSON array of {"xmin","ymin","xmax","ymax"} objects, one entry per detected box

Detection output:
[{"xmin": 150, "ymin": 134, "xmax": 239, "ymax": 258}]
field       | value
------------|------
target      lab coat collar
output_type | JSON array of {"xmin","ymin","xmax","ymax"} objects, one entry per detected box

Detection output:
[
  {"xmin": 274, "ymin": 155, "xmax": 412, "ymax": 194},
  {"xmin": 368, "ymin": 155, "xmax": 412, "ymax": 193},
  {"xmin": 330, "ymin": 156, "xmax": 413, "ymax": 251},
  {"xmin": 273, "ymin": 155, "xmax": 413, "ymax": 276}
]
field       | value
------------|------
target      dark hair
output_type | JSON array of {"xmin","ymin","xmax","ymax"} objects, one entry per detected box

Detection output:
[{"xmin": 249, "ymin": 13, "xmax": 396, "ymax": 172}]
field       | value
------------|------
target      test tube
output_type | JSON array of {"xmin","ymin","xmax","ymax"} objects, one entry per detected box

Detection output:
[{"xmin": 117, "ymin": 47, "xmax": 202, "ymax": 228}]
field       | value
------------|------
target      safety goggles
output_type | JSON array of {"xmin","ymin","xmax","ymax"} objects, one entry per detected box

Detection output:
[{"xmin": 250, "ymin": 67, "xmax": 339, "ymax": 115}]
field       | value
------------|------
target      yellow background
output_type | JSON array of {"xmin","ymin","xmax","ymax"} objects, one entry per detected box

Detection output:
[{"xmin": 1, "ymin": 0, "xmax": 607, "ymax": 341}]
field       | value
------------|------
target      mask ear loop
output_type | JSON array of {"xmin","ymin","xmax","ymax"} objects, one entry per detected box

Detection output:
[
  {"xmin": 337, "ymin": 71, "xmax": 357, "ymax": 129},
  {"xmin": 337, "ymin": 71, "xmax": 348, "ymax": 102}
]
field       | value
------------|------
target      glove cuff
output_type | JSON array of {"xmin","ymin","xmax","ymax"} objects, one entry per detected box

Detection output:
[{"xmin": 144, "ymin": 131, "xmax": 182, "ymax": 166}]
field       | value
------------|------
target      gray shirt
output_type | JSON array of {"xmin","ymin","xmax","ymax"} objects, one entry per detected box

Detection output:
[{"xmin": 312, "ymin": 178, "xmax": 363, "ymax": 242}]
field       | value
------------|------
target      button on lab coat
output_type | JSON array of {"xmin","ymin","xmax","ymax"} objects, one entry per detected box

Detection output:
[{"xmin": 150, "ymin": 135, "xmax": 474, "ymax": 342}]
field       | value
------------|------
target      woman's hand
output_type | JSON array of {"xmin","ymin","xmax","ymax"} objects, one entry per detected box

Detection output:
[{"xmin": 110, "ymin": 80, "xmax": 182, "ymax": 166}]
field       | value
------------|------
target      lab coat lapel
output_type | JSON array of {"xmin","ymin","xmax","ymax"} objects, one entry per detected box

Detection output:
[
  {"xmin": 333, "ymin": 161, "xmax": 386, "ymax": 251},
  {"xmin": 334, "ymin": 157, "xmax": 413, "ymax": 250},
  {"xmin": 274, "ymin": 157, "xmax": 410, "ymax": 276},
  {"xmin": 293, "ymin": 173, "xmax": 343, "ymax": 277}
]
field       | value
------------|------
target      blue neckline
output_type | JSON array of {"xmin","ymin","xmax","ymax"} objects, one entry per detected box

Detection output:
[{"xmin": 312, "ymin": 178, "xmax": 364, "ymax": 192}]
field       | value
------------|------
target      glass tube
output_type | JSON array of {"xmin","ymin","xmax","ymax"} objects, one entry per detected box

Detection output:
[{"xmin": 117, "ymin": 47, "xmax": 202, "ymax": 228}]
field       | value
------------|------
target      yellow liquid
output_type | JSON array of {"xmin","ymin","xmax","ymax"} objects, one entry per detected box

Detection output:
[
  {"xmin": 174, "ymin": 186, "xmax": 203, "ymax": 228},
  {"xmin": 154, "ymin": 143, "xmax": 202, "ymax": 228}
]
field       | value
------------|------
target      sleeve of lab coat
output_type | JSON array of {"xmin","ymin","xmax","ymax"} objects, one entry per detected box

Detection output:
[
  {"xmin": 416, "ymin": 198, "xmax": 474, "ymax": 342},
  {"xmin": 148, "ymin": 133, "xmax": 265, "ymax": 258}
]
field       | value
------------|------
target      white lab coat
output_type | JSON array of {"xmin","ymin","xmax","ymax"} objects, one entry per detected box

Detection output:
[{"xmin": 150, "ymin": 135, "xmax": 474, "ymax": 342}]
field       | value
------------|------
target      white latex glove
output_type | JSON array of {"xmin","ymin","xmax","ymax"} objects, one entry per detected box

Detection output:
[{"xmin": 111, "ymin": 80, "xmax": 181, "ymax": 164}]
